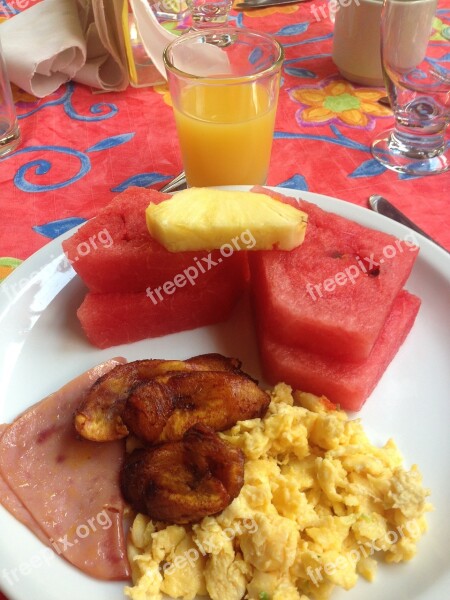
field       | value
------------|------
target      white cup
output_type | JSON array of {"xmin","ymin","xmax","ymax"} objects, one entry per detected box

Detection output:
[{"xmin": 332, "ymin": 0, "xmax": 384, "ymax": 87}]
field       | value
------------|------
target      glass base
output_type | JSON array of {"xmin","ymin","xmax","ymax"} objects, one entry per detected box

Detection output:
[
  {"xmin": 0, "ymin": 122, "xmax": 21, "ymax": 159},
  {"xmin": 371, "ymin": 128, "xmax": 449, "ymax": 176}
]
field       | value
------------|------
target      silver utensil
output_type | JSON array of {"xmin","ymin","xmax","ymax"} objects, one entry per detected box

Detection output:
[
  {"xmin": 235, "ymin": 0, "xmax": 307, "ymax": 9},
  {"xmin": 159, "ymin": 171, "xmax": 187, "ymax": 193},
  {"xmin": 369, "ymin": 194, "xmax": 449, "ymax": 253},
  {"xmin": 378, "ymin": 96, "xmax": 391, "ymax": 107}
]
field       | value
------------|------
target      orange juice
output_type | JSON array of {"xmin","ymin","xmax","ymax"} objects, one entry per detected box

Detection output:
[{"xmin": 173, "ymin": 83, "xmax": 278, "ymax": 186}]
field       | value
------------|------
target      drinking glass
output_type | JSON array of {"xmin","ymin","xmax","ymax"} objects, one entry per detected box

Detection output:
[
  {"xmin": 186, "ymin": 0, "xmax": 233, "ymax": 29},
  {"xmin": 152, "ymin": 0, "xmax": 190, "ymax": 21},
  {"xmin": 124, "ymin": 3, "xmax": 166, "ymax": 87},
  {"xmin": 371, "ymin": 0, "xmax": 450, "ymax": 175},
  {"xmin": 163, "ymin": 28, "xmax": 283, "ymax": 187},
  {"xmin": 0, "ymin": 33, "xmax": 20, "ymax": 158}
]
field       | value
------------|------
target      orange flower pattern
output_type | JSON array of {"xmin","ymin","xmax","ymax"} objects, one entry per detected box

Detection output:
[
  {"xmin": 290, "ymin": 79, "xmax": 392, "ymax": 130},
  {"xmin": 11, "ymin": 84, "xmax": 39, "ymax": 106},
  {"xmin": 0, "ymin": 258, "xmax": 22, "ymax": 283},
  {"xmin": 431, "ymin": 16, "xmax": 450, "ymax": 41},
  {"xmin": 154, "ymin": 83, "xmax": 173, "ymax": 107}
]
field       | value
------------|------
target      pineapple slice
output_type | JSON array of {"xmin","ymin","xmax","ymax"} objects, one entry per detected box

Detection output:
[{"xmin": 146, "ymin": 188, "xmax": 308, "ymax": 252}]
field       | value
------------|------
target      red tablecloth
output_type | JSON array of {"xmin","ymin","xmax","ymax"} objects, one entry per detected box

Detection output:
[
  {"xmin": 0, "ymin": 1, "xmax": 449, "ymax": 287},
  {"xmin": 0, "ymin": 1, "xmax": 449, "ymax": 598}
]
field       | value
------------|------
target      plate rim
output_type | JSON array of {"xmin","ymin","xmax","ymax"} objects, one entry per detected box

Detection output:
[{"xmin": 0, "ymin": 186, "xmax": 449, "ymax": 600}]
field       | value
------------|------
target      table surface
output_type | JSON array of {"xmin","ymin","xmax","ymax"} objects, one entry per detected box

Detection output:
[
  {"xmin": 0, "ymin": 1, "xmax": 449, "ymax": 599},
  {"xmin": 0, "ymin": 1, "xmax": 449, "ymax": 286}
]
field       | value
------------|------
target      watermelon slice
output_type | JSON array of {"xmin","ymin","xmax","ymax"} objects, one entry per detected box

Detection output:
[
  {"xmin": 77, "ymin": 259, "xmax": 247, "ymax": 348},
  {"xmin": 249, "ymin": 191, "xmax": 419, "ymax": 361},
  {"xmin": 255, "ymin": 289, "xmax": 421, "ymax": 411},
  {"xmin": 62, "ymin": 187, "xmax": 246, "ymax": 294}
]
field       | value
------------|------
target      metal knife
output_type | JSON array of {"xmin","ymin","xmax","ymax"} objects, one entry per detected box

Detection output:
[
  {"xmin": 369, "ymin": 194, "xmax": 449, "ymax": 254},
  {"xmin": 235, "ymin": 0, "xmax": 308, "ymax": 9}
]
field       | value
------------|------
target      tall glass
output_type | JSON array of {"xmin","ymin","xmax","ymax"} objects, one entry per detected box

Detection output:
[
  {"xmin": 151, "ymin": 0, "xmax": 190, "ymax": 20},
  {"xmin": 186, "ymin": 0, "xmax": 233, "ymax": 28},
  {"xmin": 163, "ymin": 29, "xmax": 284, "ymax": 187},
  {"xmin": 0, "ymin": 33, "xmax": 20, "ymax": 158},
  {"xmin": 371, "ymin": 0, "xmax": 449, "ymax": 175}
]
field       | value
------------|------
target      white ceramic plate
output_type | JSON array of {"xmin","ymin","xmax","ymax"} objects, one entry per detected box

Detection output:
[{"xmin": 0, "ymin": 188, "xmax": 449, "ymax": 600}]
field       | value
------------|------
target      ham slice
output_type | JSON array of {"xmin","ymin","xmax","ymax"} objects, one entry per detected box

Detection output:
[
  {"xmin": 0, "ymin": 425, "xmax": 51, "ymax": 547},
  {"xmin": 0, "ymin": 358, "xmax": 130, "ymax": 581}
]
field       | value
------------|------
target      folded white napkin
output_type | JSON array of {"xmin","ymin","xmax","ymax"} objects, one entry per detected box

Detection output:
[
  {"xmin": 0, "ymin": 0, "xmax": 230, "ymax": 98},
  {"xmin": 0, "ymin": 0, "xmax": 140, "ymax": 97},
  {"xmin": 1, "ymin": 0, "xmax": 87, "ymax": 97},
  {"xmin": 75, "ymin": 0, "xmax": 128, "ymax": 91}
]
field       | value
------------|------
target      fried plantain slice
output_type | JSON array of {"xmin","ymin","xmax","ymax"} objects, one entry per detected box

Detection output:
[
  {"xmin": 184, "ymin": 424, "xmax": 244, "ymax": 502},
  {"xmin": 74, "ymin": 354, "xmax": 242, "ymax": 442},
  {"xmin": 120, "ymin": 424, "xmax": 244, "ymax": 524},
  {"xmin": 121, "ymin": 370, "xmax": 270, "ymax": 444}
]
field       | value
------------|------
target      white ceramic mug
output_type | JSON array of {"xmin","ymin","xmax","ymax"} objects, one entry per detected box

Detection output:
[{"xmin": 332, "ymin": 0, "xmax": 384, "ymax": 87}]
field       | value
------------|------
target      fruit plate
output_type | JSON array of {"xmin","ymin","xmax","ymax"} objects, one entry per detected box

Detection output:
[{"xmin": 0, "ymin": 187, "xmax": 449, "ymax": 600}]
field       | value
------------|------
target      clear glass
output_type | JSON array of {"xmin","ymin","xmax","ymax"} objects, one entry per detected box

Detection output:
[
  {"xmin": 371, "ymin": 0, "xmax": 450, "ymax": 175},
  {"xmin": 163, "ymin": 29, "xmax": 284, "ymax": 187},
  {"xmin": 0, "ymin": 33, "xmax": 20, "ymax": 158},
  {"xmin": 151, "ymin": 0, "xmax": 190, "ymax": 21},
  {"xmin": 186, "ymin": 0, "xmax": 232, "ymax": 28},
  {"xmin": 123, "ymin": 6, "xmax": 166, "ymax": 88}
]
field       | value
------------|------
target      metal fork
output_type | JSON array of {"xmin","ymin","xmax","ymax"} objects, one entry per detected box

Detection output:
[
  {"xmin": 235, "ymin": 0, "xmax": 309, "ymax": 8},
  {"xmin": 159, "ymin": 171, "xmax": 187, "ymax": 193}
]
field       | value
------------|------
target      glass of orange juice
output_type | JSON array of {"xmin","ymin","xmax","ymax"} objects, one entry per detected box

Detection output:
[{"xmin": 163, "ymin": 29, "xmax": 284, "ymax": 187}]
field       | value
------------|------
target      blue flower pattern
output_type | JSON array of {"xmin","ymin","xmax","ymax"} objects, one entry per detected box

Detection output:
[{"xmin": 1, "ymin": 1, "xmax": 448, "ymax": 241}]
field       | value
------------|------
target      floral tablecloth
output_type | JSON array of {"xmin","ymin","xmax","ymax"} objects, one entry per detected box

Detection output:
[
  {"xmin": 0, "ymin": 0, "xmax": 448, "ymax": 595},
  {"xmin": 0, "ymin": 0, "xmax": 449, "ymax": 288}
]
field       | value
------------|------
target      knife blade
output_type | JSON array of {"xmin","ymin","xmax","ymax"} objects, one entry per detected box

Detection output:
[
  {"xmin": 235, "ymin": 0, "xmax": 307, "ymax": 9},
  {"xmin": 369, "ymin": 195, "xmax": 449, "ymax": 254}
]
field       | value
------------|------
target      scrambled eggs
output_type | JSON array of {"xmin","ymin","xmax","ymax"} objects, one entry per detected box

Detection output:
[{"xmin": 125, "ymin": 384, "xmax": 431, "ymax": 600}]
